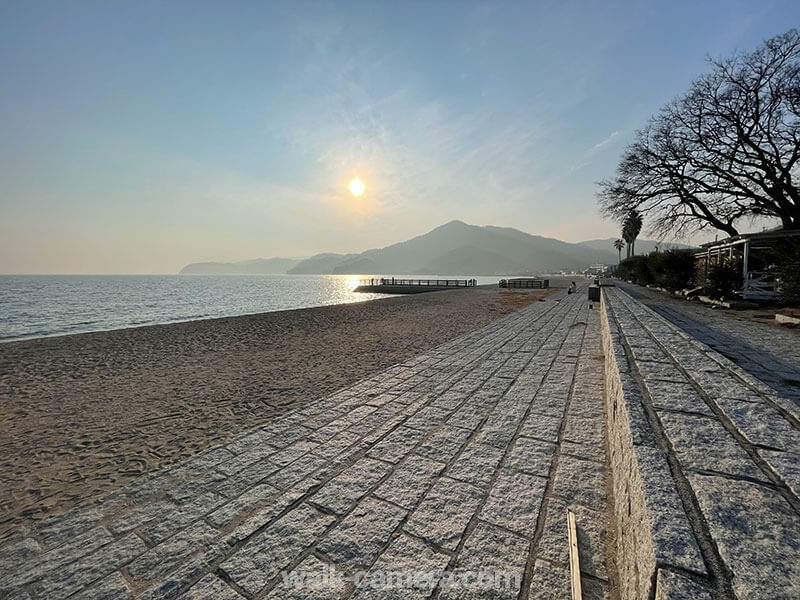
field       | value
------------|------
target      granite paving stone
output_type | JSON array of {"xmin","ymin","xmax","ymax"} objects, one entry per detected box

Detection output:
[
  {"xmin": 415, "ymin": 426, "xmax": 472, "ymax": 462},
  {"xmin": 140, "ymin": 492, "xmax": 227, "ymax": 544},
  {"xmin": 528, "ymin": 560, "xmax": 610, "ymax": 600},
  {"xmin": 226, "ymin": 478, "xmax": 320, "ymax": 544},
  {"xmin": 70, "ymin": 571, "xmax": 134, "ymax": 600},
  {"xmin": 403, "ymin": 406, "xmax": 455, "ymax": 433},
  {"xmin": 446, "ymin": 403, "xmax": 490, "ymax": 431},
  {"xmin": 349, "ymin": 534, "xmax": 450, "ymax": 600},
  {"xmin": 206, "ymin": 482, "xmax": 281, "ymax": 528},
  {"xmin": 30, "ymin": 533, "xmax": 146, "ymax": 600},
  {"xmin": 366, "ymin": 426, "xmax": 427, "ymax": 463},
  {"xmin": 657, "ymin": 411, "xmax": 767, "ymax": 480},
  {"xmin": 214, "ymin": 446, "xmax": 277, "ymax": 476},
  {"xmin": 714, "ymin": 396, "xmax": 800, "ymax": 451},
  {"xmin": 373, "ymin": 454, "xmax": 446, "ymax": 509},
  {"xmin": 404, "ymin": 476, "xmax": 484, "ymax": 551},
  {"xmin": 220, "ymin": 504, "xmax": 335, "ymax": 596},
  {"xmin": 536, "ymin": 499, "xmax": 608, "ymax": 580},
  {"xmin": 267, "ymin": 453, "xmax": 328, "ymax": 490},
  {"xmin": 310, "ymin": 430, "xmax": 362, "ymax": 459},
  {"xmin": 0, "ymin": 526, "xmax": 114, "ymax": 590},
  {"xmin": 0, "ymin": 537, "xmax": 40, "ymax": 576},
  {"xmin": 128, "ymin": 521, "xmax": 219, "ymax": 581},
  {"xmin": 654, "ymin": 569, "xmax": 712, "ymax": 600},
  {"xmin": 481, "ymin": 470, "xmax": 548, "ymax": 537},
  {"xmin": 269, "ymin": 440, "xmax": 319, "ymax": 467},
  {"xmin": 759, "ymin": 448, "xmax": 800, "ymax": 497},
  {"xmin": 178, "ymin": 574, "xmax": 243, "ymax": 599},
  {"xmin": 446, "ymin": 442, "xmax": 506, "ymax": 489},
  {"xmin": 108, "ymin": 499, "xmax": 178, "ymax": 535},
  {"xmin": 309, "ymin": 457, "xmax": 391, "ymax": 515},
  {"xmin": 518, "ymin": 413, "xmax": 563, "ymax": 442},
  {"xmin": 644, "ymin": 379, "xmax": 713, "ymax": 416},
  {"xmin": 689, "ymin": 474, "xmax": 800, "ymax": 599},
  {"xmin": 563, "ymin": 414, "xmax": 605, "ymax": 448},
  {"xmin": 316, "ymin": 497, "xmax": 407, "ymax": 571},
  {"xmin": 505, "ymin": 436, "xmax": 556, "ymax": 477},
  {"xmin": 629, "ymin": 445, "xmax": 706, "ymax": 574},
  {"xmin": 264, "ymin": 555, "xmax": 348, "ymax": 600},
  {"xmin": 438, "ymin": 521, "xmax": 529, "ymax": 600},
  {"xmin": 473, "ymin": 412, "xmax": 525, "ymax": 448},
  {"xmin": 552, "ymin": 454, "xmax": 606, "ymax": 508}
]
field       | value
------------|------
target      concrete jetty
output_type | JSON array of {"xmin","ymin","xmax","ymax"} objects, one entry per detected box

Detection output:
[{"xmin": 0, "ymin": 283, "xmax": 797, "ymax": 599}]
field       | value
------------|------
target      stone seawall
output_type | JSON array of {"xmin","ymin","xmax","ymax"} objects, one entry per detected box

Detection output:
[
  {"xmin": 600, "ymin": 292, "xmax": 708, "ymax": 599},
  {"xmin": 600, "ymin": 287, "xmax": 800, "ymax": 600}
]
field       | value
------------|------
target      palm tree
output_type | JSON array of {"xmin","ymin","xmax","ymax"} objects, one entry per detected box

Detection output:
[
  {"xmin": 613, "ymin": 238, "xmax": 625, "ymax": 263},
  {"xmin": 622, "ymin": 210, "xmax": 643, "ymax": 257}
]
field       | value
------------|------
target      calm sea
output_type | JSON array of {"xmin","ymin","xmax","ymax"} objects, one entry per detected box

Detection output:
[{"xmin": 0, "ymin": 274, "xmax": 500, "ymax": 342}]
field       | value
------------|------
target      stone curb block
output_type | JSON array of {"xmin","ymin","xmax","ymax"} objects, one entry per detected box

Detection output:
[{"xmin": 600, "ymin": 290, "xmax": 706, "ymax": 600}]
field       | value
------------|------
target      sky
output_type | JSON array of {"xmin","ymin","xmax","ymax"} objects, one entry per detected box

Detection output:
[{"xmin": 1, "ymin": 0, "xmax": 797, "ymax": 274}]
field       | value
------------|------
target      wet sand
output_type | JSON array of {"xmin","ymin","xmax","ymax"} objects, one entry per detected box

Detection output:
[{"xmin": 0, "ymin": 286, "xmax": 554, "ymax": 538}]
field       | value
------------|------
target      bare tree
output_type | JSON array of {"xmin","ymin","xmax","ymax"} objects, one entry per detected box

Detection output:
[{"xmin": 598, "ymin": 29, "xmax": 800, "ymax": 237}]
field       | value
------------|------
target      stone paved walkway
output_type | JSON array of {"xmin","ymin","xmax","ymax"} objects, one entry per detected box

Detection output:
[
  {"xmin": 0, "ymin": 287, "xmax": 616, "ymax": 600},
  {"xmin": 619, "ymin": 283, "xmax": 800, "ymax": 406},
  {"xmin": 6, "ymin": 283, "xmax": 798, "ymax": 600},
  {"xmin": 602, "ymin": 286, "xmax": 800, "ymax": 599}
]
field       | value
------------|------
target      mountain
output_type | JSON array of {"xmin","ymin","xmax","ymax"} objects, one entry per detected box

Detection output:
[
  {"xmin": 416, "ymin": 245, "xmax": 529, "ymax": 275},
  {"xmin": 288, "ymin": 253, "xmax": 357, "ymax": 274},
  {"xmin": 179, "ymin": 257, "xmax": 303, "ymax": 275},
  {"xmin": 578, "ymin": 238, "xmax": 698, "ymax": 256},
  {"xmin": 179, "ymin": 222, "xmax": 688, "ymax": 277},
  {"xmin": 287, "ymin": 220, "xmax": 620, "ymax": 275}
]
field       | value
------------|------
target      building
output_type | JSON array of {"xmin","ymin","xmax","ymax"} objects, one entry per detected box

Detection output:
[{"xmin": 694, "ymin": 229, "xmax": 800, "ymax": 299}]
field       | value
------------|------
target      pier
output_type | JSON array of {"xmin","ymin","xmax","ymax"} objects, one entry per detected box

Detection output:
[
  {"xmin": 354, "ymin": 278, "xmax": 478, "ymax": 294},
  {"xmin": 499, "ymin": 278, "xmax": 550, "ymax": 289},
  {"xmin": 1, "ymin": 283, "xmax": 798, "ymax": 599}
]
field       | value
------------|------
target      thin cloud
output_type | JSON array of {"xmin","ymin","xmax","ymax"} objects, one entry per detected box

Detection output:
[
  {"xmin": 592, "ymin": 130, "xmax": 619, "ymax": 150},
  {"xmin": 570, "ymin": 130, "xmax": 621, "ymax": 172}
]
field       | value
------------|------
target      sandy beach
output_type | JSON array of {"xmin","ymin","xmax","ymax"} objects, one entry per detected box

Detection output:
[{"xmin": 0, "ymin": 286, "xmax": 555, "ymax": 539}]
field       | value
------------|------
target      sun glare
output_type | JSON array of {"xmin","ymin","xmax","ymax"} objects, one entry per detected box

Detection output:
[{"xmin": 349, "ymin": 179, "xmax": 365, "ymax": 196}]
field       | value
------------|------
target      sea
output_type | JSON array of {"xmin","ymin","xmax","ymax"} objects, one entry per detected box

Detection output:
[{"xmin": 0, "ymin": 274, "xmax": 502, "ymax": 342}]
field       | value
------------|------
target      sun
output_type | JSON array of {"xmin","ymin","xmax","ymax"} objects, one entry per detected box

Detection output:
[{"xmin": 349, "ymin": 179, "xmax": 365, "ymax": 196}]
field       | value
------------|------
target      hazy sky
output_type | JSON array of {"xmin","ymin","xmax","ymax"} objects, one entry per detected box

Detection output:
[{"xmin": 1, "ymin": 1, "xmax": 797, "ymax": 274}]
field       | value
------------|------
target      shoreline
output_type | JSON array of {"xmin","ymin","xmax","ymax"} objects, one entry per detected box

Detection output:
[
  {"xmin": 0, "ymin": 274, "xmax": 508, "ymax": 344},
  {"xmin": 0, "ymin": 285, "xmax": 558, "ymax": 539},
  {"xmin": 0, "ymin": 293, "xmax": 402, "ymax": 346}
]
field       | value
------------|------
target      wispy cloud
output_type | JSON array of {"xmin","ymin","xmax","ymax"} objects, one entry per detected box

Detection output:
[
  {"xmin": 570, "ymin": 130, "xmax": 622, "ymax": 172},
  {"xmin": 593, "ymin": 130, "xmax": 619, "ymax": 150}
]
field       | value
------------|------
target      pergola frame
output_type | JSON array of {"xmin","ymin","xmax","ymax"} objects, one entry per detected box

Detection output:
[{"xmin": 695, "ymin": 230, "xmax": 800, "ymax": 300}]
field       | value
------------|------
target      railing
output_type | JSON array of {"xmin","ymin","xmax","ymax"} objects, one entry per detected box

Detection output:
[
  {"xmin": 743, "ymin": 271, "xmax": 778, "ymax": 299},
  {"xmin": 499, "ymin": 278, "xmax": 549, "ymax": 289},
  {"xmin": 358, "ymin": 278, "xmax": 477, "ymax": 287}
]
